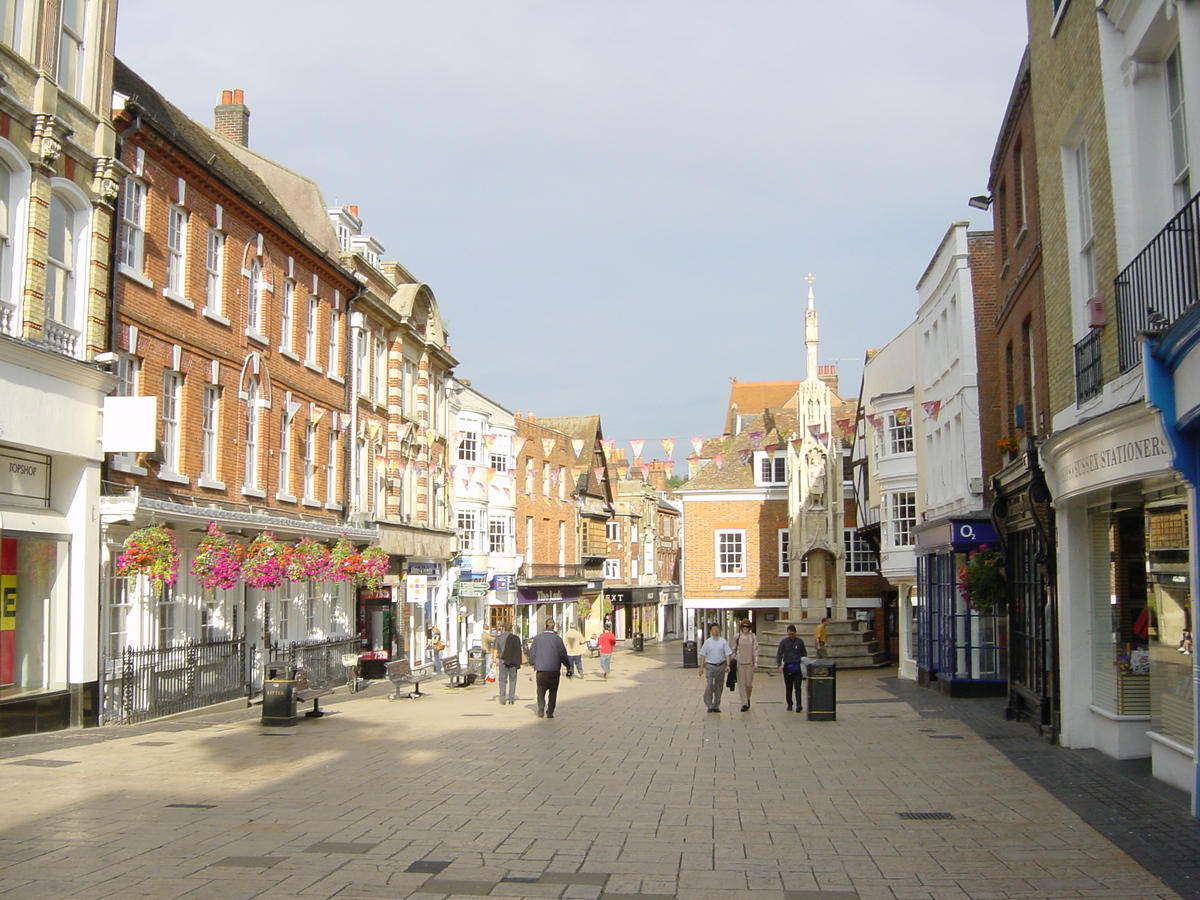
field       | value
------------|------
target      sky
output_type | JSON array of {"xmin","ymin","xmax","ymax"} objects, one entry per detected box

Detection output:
[{"xmin": 115, "ymin": 1, "xmax": 1030, "ymax": 472}]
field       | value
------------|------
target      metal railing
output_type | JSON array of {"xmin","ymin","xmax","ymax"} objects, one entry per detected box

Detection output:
[
  {"xmin": 100, "ymin": 637, "xmax": 248, "ymax": 725},
  {"xmin": 267, "ymin": 636, "xmax": 359, "ymax": 687},
  {"xmin": 1115, "ymin": 190, "xmax": 1200, "ymax": 372},
  {"xmin": 518, "ymin": 563, "xmax": 588, "ymax": 580},
  {"xmin": 1074, "ymin": 330, "xmax": 1104, "ymax": 405}
]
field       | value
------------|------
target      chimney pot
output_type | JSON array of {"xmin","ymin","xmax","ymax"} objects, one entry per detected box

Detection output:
[
  {"xmin": 233, "ymin": 89, "xmax": 244, "ymax": 104},
  {"xmin": 214, "ymin": 89, "xmax": 250, "ymax": 147},
  {"xmin": 221, "ymin": 90, "xmax": 233, "ymax": 104},
  {"xmin": 349, "ymin": 205, "xmax": 359, "ymax": 218}
]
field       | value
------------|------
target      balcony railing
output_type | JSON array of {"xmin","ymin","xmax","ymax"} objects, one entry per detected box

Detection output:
[
  {"xmin": 43, "ymin": 318, "xmax": 80, "ymax": 357},
  {"xmin": 518, "ymin": 563, "xmax": 587, "ymax": 581},
  {"xmin": 1074, "ymin": 329, "xmax": 1103, "ymax": 405},
  {"xmin": 1115, "ymin": 190, "xmax": 1200, "ymax": 372},
  {"xmin": 0, "ymin": 298, "xmax": 15, "ymax": 337}
]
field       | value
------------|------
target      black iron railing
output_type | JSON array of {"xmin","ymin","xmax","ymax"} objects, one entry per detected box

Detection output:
[
  {"xmin": 1074, "ymin": 330, "xmax": 1104, "ymax": 405},
  {"xmin": 267, "ymin": 636, "xmax": 359, "ymax": 687},
  {"xmin": 101, "ymin": 637, "xmax": 247, "ymax": 725},
  {"xmin": 1115, "ymin": 191, "xmax": 1200, "ymax": 372}
]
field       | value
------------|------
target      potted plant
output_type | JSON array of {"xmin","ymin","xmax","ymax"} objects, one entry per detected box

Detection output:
[
  {"xmin": 957, "ymin": 544, "xmax": 1005, "ymax": 613},
  {"xmin": 243, "ymin": 531, "xmax": 287, "ymax": 590},
  {"xmin": 997, "ymin": 436, "xmax": 1020, "ymax": 460},
  {"xmin": 328, "ymin": 537, "xmax": 359, "ymax": 583},
  {"xmin": 287, "ymin": 537, "xmax": 331, "ymax": 583},
  {"xmin": 355, "ymin": 545, "xmax": 389, "ymax": 590},
  {"xmin": 116, "ymin": 524, "xmax": 180, "ymax": 595},
  {"xmin": 190, "ymin": 521, "xmax": 244, "ymax": 590}
]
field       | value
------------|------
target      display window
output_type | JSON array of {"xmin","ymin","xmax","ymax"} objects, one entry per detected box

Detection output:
[{"xmin": 0, "ymin": 535, "xmax": 68, "ymax": 698}]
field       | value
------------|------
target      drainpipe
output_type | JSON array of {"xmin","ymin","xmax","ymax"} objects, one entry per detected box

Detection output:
[{"xmin": 348, "ymin": 307, "xmax": 364, "ymax": 524}]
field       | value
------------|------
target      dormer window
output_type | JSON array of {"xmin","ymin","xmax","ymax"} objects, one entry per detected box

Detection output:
[{"xmin": 754, "ymin": 451, "xmax": 787, "ymax": 486}]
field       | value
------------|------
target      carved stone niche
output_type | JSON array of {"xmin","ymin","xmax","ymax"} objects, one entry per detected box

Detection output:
[{"xmin": 31, "ymin": 114, "xmax": 75, "ymax": 173}]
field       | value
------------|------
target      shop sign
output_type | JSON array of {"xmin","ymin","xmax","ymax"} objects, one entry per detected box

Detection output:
[
  {"xmin": 1054, "ymin": 414, "xmax": 1172, "ymax": 498},
  {"xmin": 405, "ymin": 574, "xmax": 427, "ymax": 604},
  {"xmin": 491, "ymin": 574, "xmax": 514, "ymax": 591},
  {"xmin": 516, "ymin": 585, "xmax": 581, "ymax": 605},
  {"xmin": 0, "ymin": 447, "xmax": 49, "ymax": 507},
  {"xmin": 408, "ymin": 561, "xmax": 442, "ymax": 577}
]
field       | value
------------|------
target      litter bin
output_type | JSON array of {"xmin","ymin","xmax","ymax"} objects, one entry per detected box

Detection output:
[
  {"xmin": 806, "ymin": 660, "xmax": 836, "ymax": 721},
  {"xmin": 262, "ymin": 677, "xmax": 297, "ymax": 726},
  {"xmin": 633, "ymin": 632, "xmax": 645, "ymax": 652},
  {"xmin": 682, "ymin": 640, "xmax": 698, "ymax": 668},
  {"xmin": 467, "ymin": 647, "xmax": 486, "ymax": 681}
]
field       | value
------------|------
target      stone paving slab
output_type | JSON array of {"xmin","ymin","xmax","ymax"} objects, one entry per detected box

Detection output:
[{"xmin": 0, "ymin": 645, "xmax": 1188, "ymax": 899}]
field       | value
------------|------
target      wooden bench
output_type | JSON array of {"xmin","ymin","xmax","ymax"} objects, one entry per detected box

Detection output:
[
  {"xmin": 444, "ymin": 655, "xmax": 478, "ymax": 687},
  {"xmin": 386, "ymin": 658, "xmax": 431, "ymax": 700},
  {"xmin": 293, "ymin": 668, "xmax": 334, "ymax": 718},
  {"xmin": 586, "ymin": 639, "xmax": 600, "ymax": 658}
]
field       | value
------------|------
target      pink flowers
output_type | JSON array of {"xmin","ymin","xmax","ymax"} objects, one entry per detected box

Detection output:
[
  {"xmin": 116, "ymin": 525, "xmax": 180, "ymax": 595},
  {"xmin": 191, "ymin": 521, "xmax": 244, "ymax": 590},
  {"xmin": 243, "ymin": 532, "xmax": 288, "ymax": 590},
  {"xmin": 287, "ymin": 538, "xmax": 332, "ymax": 582}
]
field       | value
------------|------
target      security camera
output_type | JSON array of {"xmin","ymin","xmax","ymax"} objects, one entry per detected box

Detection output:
[{"xmin": 94, "ymin": 351, "xmax": 118, "ymax": 366}]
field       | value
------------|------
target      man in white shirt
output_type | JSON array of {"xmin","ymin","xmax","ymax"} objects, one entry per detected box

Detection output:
[{"xmin": 698, "ymin": 623, "xmax": 733, "ymax": 713}]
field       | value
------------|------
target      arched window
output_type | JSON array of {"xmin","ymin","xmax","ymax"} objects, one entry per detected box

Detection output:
[
  {"xmin": 245, "ymin": 375, "xmax": 260, "ymax": 489},
  {"xmin": 46, "ymin": 179, "xmax": 89, "ymax": 356},
  {"xmin": 0, "ymin": 145, "xmax": 29, "ymax": 336},
  {"xmin": 246, "ymin": 256, "xmax": 262, "ymax": 334}
]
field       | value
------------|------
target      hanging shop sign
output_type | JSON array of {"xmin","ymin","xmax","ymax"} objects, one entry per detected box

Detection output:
[
  {"xmin": 405, "ymin": 574, "xmax": 427, "ymax": 604},
  {"xmin": 408, "ymin": 561, "xmax": 442, "ymax": 577}
]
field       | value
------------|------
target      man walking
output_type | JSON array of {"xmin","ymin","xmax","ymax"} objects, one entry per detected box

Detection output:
[
  {"xmin": 493, "ymin": 623, "xmax": 523, "ymax": 705},
  {"xmin": 564, "ymin": 621, "xmax": 585, "ymax": 677},
  {"xmin": 596, "ymin": 625, "xmax": 618, "ymax": 679},
  {"xmin": 698, "ymin": 623, "xmax": 732, "ymax": 713},
  {"xmin": 731, "ymin": 620, "xmax": 759, "ymax": 711},
  {"xmin": 776, "ymin": 624, "xmax": 808, "ymax": 712},
  {"xmin": 527, "ymin": 618, "xmax": 572, "ymax": 718},
  {"xmin": 814, "ymin": 616, "xmax": 830, "ymax": 659}
]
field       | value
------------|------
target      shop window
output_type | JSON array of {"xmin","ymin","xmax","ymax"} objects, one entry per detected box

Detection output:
[
  {"xmin": 0, "ymin": 536, "xmax": 68, "ymax": 696},
  {"xmin": 1146, "ymin": 505, "xmax": 1193, "ymax": 745},
  {"xmin": 156, "ymin": 584, "xmax": 180, "ymax": 648},
  {"xmin": 102, "ymin": 568, "xmax": 131, "ymax": 669}
]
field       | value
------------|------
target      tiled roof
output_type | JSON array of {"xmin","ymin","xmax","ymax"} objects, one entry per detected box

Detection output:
[
  {"xmin": 724, "ymin": 380, "xmax": 798, "ymax": 434},
  {"xmin": 681, "ymin": 410, "xmax": 798, "ymax": 491}
]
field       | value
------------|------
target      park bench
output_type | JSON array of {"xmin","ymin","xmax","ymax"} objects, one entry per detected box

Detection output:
[
  {"xmin": 444, "ymin": 655, "xmax": 477, "ymax": 687},
  {"xmin": 293, "ymin": 667, "xmax": 334, "ymax": 718},
  {"xmin": 386, "ymin": 658, "xmax": 432, "ymax": 700},
  {"xmin": 586, "ymin": 638, "xmax": 600, "ymax": 658}
]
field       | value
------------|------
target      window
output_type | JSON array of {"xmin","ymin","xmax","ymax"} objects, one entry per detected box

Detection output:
[
  {"xmin": 542, "ymin": 461, "xmax": 550, "ymax": 495},
  {"xmin": 606, "ymin": 521, "xmax": 620, "ymax": 541},
  {"xmin": 103, "ymin": 568, "xmax": 131, "ymax": 664},
  {"xmin": 890, "ymin": 492, "xmax": 917, "ymax": 547},
  {"xmin": 157, "ymin": 583, "xmax": 179, "ymax": 648},
  {"xmin": 0, "ymin": 156, "xmax": 19, "ymax": 326},
  {"xmin": 355, "ymin": 328, "xmax": 367, "ymax": 395},
  {"xmin": 779, "ymin": 528, "xmax": 789, "ymax": 576},
  {"xmin": 57, "ymin": 0, "xmax": 87, "ymax": 99},
  {"xmin": 604, "ymin": 558, "xmax": 620, "ymax": 580},
  {"xmin": 1073, "ymin": 141, "xmax": 1097, "ymax": 301},
  {"xmin": 326, "ymin": 429, "xmax": 339, "ymax": 506},
  {"xmin": 281, "ymin": 279, "xmax": 295, "ymax": 352},
  {"xmin": 488, "ymin": 516, "xmax": 508, "ymax": 555},
  {"xmin": 278, "ymin": 409, "xmax": 292, "ymax": 497},
  {"xmin": 244, "ymin": 376, "xmax": 260, "ymax": 489},
  {"xmin": 204, "ymin": 229, "xmax": 223, "ymax": 313},
  {"xmin": 119, "ymin": 177, "xmax": 146, "ymax": 275},
  {"xmin": 305, "ymin": 294, "xmax": 319, "ymax": 363},
  {"xmin": 306, "ymin": 595, "xmax": 318, "ymax": 636},
  {"xmin": 46, "ymin": 187, "xmax": 86, "ymax": 355},
  {"xmin": 844, "ymin": 528, "xmax": 877, "ymax": 573},
  {"xmin": 524, "ymin": 457, "xmax": 534, "ymax": 493},
  {"xmin": 887, "ymin": 411, "xmax": 913, "ymax": 454},
  {"xmin": 716, "ymin": 530, "xmax": 745, "ymax": 576},
  {"xmin": 758, "ymin": 453, "xmax": 786, "ymax": 485},
  {"xmin": 246, "ymin": 257, "xmax": 263, "ymax": 336},
  {"xmin": 373, "ymin": 334, "xmax": 385, "ymax": 402},
  {"xmin": 557, "ymin": 465, "xmax": 566, "ymax": 499},
  {"xmin": 1, "ymin": 1, "xmax": 24, "ymax": 54},
  {"xmin": 1013, "ymin": 139, "xmax": 1026, "ymax": 232},
  {"xmin": 1166, "ymin": 45, "xmax": 1191, "ymax": 208},
  {"xmin": 373, "ymin": 441, "xmax": 385, "ymax": 515},
  {"xmin": 458, "ymin": 509, "xmax": 480, "ymax": 552},
  {"xmin": 201, "ymin": 599, "xmax": 223, "ymax": 644},
  {"xmin": 161, "ymin": 370, "xmax": 183, "ymax": 473},
  {"xmin": 631, "ymin": 522, "xmax": 639, "ymax": 544},
  {"xmin": 165, "ymin": 205, "xmax": 187, "ymax": 298},
  {"xmin": 490, "ymin": 452, "xmax": 508, "ymax": 473},
  {"xmin": 303, "ymin": 422, "xmax": 316, "ymax": 500},
  {"xmin": 327, "ymin": 307, "xmax": 341, "ymax": 374},
  {"xmin": 458, "ymin": 429, "xmax": 479, "ymax": 462},
  {"xmin": 275, "ymin": 597, "xmax": 290, "ymax": 643},
  {"xmin": 200, "ymin": 384, "xmax": 219, "ymax": 482}
]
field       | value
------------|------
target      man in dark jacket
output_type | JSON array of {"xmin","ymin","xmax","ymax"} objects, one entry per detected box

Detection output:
[
  {"xmin": 494, "ymin": 624, "xmax": 523, "ymax": 705},
  {"xmin": 527, "ymin": 619, "xmax": 572, "ymax": 718},
  {"xmin": 776, "ymin": 624, "xmax": 808, "ymax": 712}
]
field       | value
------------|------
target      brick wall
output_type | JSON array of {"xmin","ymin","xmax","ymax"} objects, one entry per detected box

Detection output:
[{"xmin": 681, "ymin": 496, "xmax": 789, "ymax": 601}]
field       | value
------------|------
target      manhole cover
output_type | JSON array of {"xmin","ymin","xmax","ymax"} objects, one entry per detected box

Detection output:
[{"xmin": 898, "ymin": 811, "xmax": 955, "ymax": 820}]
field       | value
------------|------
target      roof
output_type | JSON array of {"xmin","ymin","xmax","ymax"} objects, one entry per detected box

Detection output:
[
  {"xmin": 724, "ymin": 380, "xmax": 798, "ymax": 435},
  {"xmin": 681, "ymin": 409, "xmax": 798, "ymax": 491}
]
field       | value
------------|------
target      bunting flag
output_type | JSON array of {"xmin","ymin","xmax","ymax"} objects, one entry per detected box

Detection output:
[
  {"xmin": 748, "ymin": 431, "xmax": 763, "ymax": 450},
  {"xmin": 395, "ymin": 460, "xmax": 407, "ymax": 473},
  {"xmin": 369, "ymin": 421, "xmax": 381, "ymax": 441},
  {"xmin": 550, "ymin": 468, "xmax": 559, "ymax": 484},
  {"xmin": 286, "ymin": 400, "xmax": 302, "ymax": 421},
  {"xmin": 819, "ymin": 432, "xmax": 829, "ymax": 444},
  {"xmin": 541, "ymin": 438, "xmax": 556, "ymax": 456},
  {"xmin": 571, "ymin": 466, "xmax": 582, "ymax": 483},
  {"xmin": 767, "ymin": 444, "xmax": 778, "ymax": 461},
  {"xmin": 426, "ymin": 427, "xmax": 437, "ymax": 443},
  {"xmin": 483, "ymin": 435, "xmax": 495, "ymax": 456},
  {"xmin": 894, "ymin": 407, "xmax": 911, "ymax": 426},
  {"xmin": 601, "ymin": 439, "xmax": 615, "ymax": 452},
  {"xmin": 512, "ymin": 437, "xmax": 526, "ymax": 457},
  {"xmin": 836, "ymin": 417, "xmax": 853, "ymax": 432},
  {"xmin": 866, "ymin": 413, "xmax": 882, "ymax": 430},
  {"xmin": 922, "ymin": 400, "xmax": 942, "ymax": 420},
  {"xmin": 660, "ymin": 438, "xmax": 674, "ymax": 458},
  {"xmin": 809, "ymin": 424, "xmax": 821, "ymax": 440},
  {"xmin": 630, "ymin": 439, "xmax": 645, "ymax": 459},
  {"xmin": 572, "ymin": 438, "xmax": 585, "ymax": 457},
  {"xmin": 461, "ymin": 478, "xmax": 470, "ymax": 491},
  {"xmin": 310, "ymin": 404, "xmax": 325, "ymax": 425},
  {"xmin": 690, "ymin": 437, "xmax": 705, "ymax": 456},
  {"xmin": 617, "ymin": 460, "xmax": 629, "ymax": 475},
  {"xmin": 502, "ymin": 487, "xmax": 511, "ymax": 498},
  {"xmin": 593, "ymin": 466, "xmax": 606, "ymax": 483},
  {"xmin": 640, "ymin": 464, "xmax": 650, "ymax": 480},
  {"xmin": 738, "ymin": 448, "xmax": 751, "ymax": 465},
  {"xmin": 713, "ymin": 452, "xmax": 724, "ymax": 470}
]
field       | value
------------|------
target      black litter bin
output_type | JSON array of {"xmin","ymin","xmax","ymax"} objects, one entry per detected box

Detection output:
[
  {"xmin": 806, "ymin": 660, "xmax": 836, "ymax": 721},
  {"xmin": 467, "ymin": 647, "xmax": 486, "ymax": 681},
  {"xmin": 262, "ymin": 678, "xmax": 297, "ymax": 726},
  {"xmin": 633, "ymin": 632, "xmax": 645, "ymax": 652},
  {"xmin": 682, "ymin": 640, "xmax": 698, "ymax": 668}
]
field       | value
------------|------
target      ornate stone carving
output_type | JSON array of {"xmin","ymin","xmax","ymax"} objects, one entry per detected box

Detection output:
[
  {"xmin": 32, "ymin": 115, "xmax": 64, "ymax": 168},
  {"xmin": 93, "ymin": 156, "xmax": 123, "ymax": 205}
]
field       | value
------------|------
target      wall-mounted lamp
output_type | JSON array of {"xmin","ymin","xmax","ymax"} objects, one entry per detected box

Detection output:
[{"xmin": 967, "ymin": 194, "xmax": 993, "ymax": 211}]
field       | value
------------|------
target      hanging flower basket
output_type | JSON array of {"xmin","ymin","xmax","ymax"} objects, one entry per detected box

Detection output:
[
  {"xmin": 243, "ymin": 531, "xmax": 287, "ymax": 590},
  {"xmin": 355, "ymin": 546, "xmax": 389, "ymax": 590},
  {"xmin": 116, "ymin": 525, "xmax": 179, "ymax": 595},
  {"xmin": 190, "ymin": 521, "xmax": 244, "ymax": 590},
  {"xmin": 287, "ymin": 537, "xmax": 332, "ymax": 582},
  {"xmin": 328, "ymin": 537, "xmax": 359, "ymax": 583},
  {"xmin": 958, "ymin": 544, "xmax": 1005, "ymax": 613}
]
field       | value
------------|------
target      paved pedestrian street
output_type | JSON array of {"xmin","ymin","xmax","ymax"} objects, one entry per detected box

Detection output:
[{"xmin": 0, "ymin": 644, "xmax": 1185, "ymax": 900}]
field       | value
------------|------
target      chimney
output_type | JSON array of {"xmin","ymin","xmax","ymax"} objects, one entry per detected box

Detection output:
[
  {"xmin": 214, "ymin": 89, "xmax": 250, "ymax": 146},
  {"xmin": 527, "ymin": 411, "xmax": 535, "ymax": 424},
  {"xmin": 348, "ymin": 205, "xmax": 359, "ymax": 218}
]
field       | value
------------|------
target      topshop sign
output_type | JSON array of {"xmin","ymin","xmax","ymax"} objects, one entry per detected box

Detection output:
[{"xmin": 0, "ymin": 447, "xmax": 50, "ymax": 506}]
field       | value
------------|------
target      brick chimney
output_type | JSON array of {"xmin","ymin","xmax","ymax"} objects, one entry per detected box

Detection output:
[{"xmin": 214, "ymin": 89, "xmax": 250, "ymax": 146}]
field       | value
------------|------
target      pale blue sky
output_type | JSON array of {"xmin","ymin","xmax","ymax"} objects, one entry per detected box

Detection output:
[{"xmin": 117, "ymin": 1, "xmax": 1029, "ymax": 468}]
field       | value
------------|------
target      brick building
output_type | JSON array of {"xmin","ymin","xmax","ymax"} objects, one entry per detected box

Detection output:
[{"xmin": 0, "ymin": 1, "xmax": 120, "ymax": 734}]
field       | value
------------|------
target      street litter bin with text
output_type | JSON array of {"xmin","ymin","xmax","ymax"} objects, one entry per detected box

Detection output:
[
  {"xmin": 261, "ymin": 678, "xmax": 297, "ymax": 726},
  {"xmin": 633, "ymin": 632, "xmax": 645, "ymax": 651},
  {"xmin": 682, "ymin": 640, "xmax": 698, "ymax": 668},
  {"xmin": 467, "ymin": 648, "xmax": 485, "ymax": 682},
  {"xmin": 806, "ymin": 660, "xmax": 836, "ymax": 721}
]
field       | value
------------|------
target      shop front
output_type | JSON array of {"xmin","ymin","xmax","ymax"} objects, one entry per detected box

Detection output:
[
  {"xmin": 515, "ymin": 584, "xmax": 582, "ymax": 641},
  {"xmin": 356, "ymin": 586, "xmax": 396, "ymax": 679},
  {"xmin": 605, "ymin": 586, "xmax": 661, "ymax": 642},
  {"xmin": 914, "ymin": 517, "xmax": 1007, "ymax": 698},
  {"xmin": 1042, "ymin": 401, "xmax": 1191, "ymax": 790}
]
